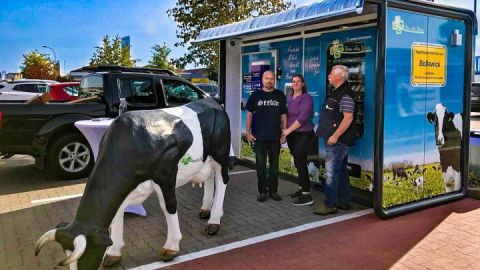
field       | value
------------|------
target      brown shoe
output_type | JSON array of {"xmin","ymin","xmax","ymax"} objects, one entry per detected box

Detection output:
[
  {"xmin": 314, "ymin": 205, "xmax": 338, "ymax": 215},
  {"xmin": 336, "ymin": 203, "xmax": 351, "ymax": 210}
]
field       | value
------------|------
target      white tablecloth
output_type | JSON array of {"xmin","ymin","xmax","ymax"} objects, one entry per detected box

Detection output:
[{"xmin": 75, "ymin": 118, "xmax": 147, "ymax": 217}]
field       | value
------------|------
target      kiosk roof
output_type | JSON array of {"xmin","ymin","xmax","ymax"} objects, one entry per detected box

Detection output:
[{"xmin": 195, "ymin": 0, "xmax": 364, "ymax": 43}]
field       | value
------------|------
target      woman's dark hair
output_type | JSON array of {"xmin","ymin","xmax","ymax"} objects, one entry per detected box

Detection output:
[{"xmin": 291, "ymin": 74, "xmax": 307, "ymax": 93}]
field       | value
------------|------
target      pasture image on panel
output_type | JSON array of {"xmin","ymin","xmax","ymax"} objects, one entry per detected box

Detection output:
[{"xmin": 383, "ymin": 8, "xmax": 465, "ymax": 209}]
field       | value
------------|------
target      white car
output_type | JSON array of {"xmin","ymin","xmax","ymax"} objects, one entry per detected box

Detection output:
[{"xmin": 0, "ymin": 79, "xmax": 58, "ymax": 102}]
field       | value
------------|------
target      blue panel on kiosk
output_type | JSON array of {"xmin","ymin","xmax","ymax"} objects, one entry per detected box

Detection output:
[
  {"xmin": 309, "ymin": 27, "xmax": 377, "ymax": 192},
  {"xmin": 304, "ymin": 36, "xmax": 323, "ymax": 125},
  {"xmin": 382, "ymin": 8, "xmax": 466, "ymax": 211},
  {"xmin": 240, "ymin": 52, "xmax": 276, "ymax": 134}
]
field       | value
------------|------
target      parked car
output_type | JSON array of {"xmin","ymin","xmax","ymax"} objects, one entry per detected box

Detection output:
[
  {"xmin": 48, "ymin": 82, "xmax": 80, "ymax": 102},
  {"xmin": 472, "ymin": 82, "xmax": 480, "ymax": 112},
  {"xmin": 0, "ymin": 79, "xmax": 58, "ymax": 102},
  {"xmin": 0, "ymin": 66, "xmax": 210, "ymax": 179},
  {"xmin": 0, "ymin": 91, "xmax": 38, "ymax": 102},
  {"xmin": 195, "ymin": 83, "xmax": 219, "ymax": 98}
]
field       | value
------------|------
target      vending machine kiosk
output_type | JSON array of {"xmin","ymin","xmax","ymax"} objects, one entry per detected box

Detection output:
[{"xmin": 196, "ymin": 0, "xmax": 476, "ymax": 218}]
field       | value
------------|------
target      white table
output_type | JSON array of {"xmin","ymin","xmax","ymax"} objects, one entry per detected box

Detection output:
[{"xmin": 75, "ymin": 118, "xmax": 147, "ymax": 217}]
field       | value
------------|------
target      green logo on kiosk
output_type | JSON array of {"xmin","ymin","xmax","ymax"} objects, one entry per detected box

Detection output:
[
  {"xmin": 329, "ymin": 40, "xmax": 344, "ymax": 59},
  {"xmin": 392, "ymin": 15, "xmax": 425, "ymax": 35}
]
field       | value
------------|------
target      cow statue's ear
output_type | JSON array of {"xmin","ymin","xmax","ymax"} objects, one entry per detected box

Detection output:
[
  {"xmin": 447, "ymin": 112, "xmax": 454, "ymax": 121},
  {"xmin": 426, "ymin": 112, "xmax": 434, "ymax": 123}
]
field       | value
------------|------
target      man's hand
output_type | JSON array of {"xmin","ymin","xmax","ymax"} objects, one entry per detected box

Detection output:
[
  {"xmin": 246, "ymin": 133, "xmax": 256, "ymax": 142},
  {"xmin": 327, "ymin": 135, "xmax": 338, "ymax": 145}
]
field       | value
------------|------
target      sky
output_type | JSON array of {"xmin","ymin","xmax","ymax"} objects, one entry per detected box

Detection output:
[{"xmin": 0, "ymin": 0, "xmax": 474, "ymax": 74}]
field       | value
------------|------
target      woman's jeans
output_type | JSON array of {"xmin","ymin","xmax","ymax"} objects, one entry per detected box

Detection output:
[{"xmin": 324, "ymin": 142, "xmax": 350, "ymax": 208}]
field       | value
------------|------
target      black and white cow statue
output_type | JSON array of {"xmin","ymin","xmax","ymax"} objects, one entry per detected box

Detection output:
[
  {"xmin": 35, "ymin": 98, "xmax": 235, "ymax": 269},
  {"xmin": 427, "ymin": 103, "xmax": 462, "ymax": 192}
]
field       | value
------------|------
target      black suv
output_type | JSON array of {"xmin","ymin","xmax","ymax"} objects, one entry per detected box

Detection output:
[{"xmin": 0, "ymin": 66, "xmax": 210, "ymax": 179}]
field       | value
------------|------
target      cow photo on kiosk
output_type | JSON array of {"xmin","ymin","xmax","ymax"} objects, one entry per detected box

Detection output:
[
  {"xmin": 427, "ymin": 103, "xmax": 462, "ymax": 193},
  {"xmin": 35, "ymin": 98, "xmax": 236, "ymax": 269}
]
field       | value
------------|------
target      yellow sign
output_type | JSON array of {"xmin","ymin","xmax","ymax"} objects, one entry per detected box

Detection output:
[
  {"xmin": 411, "ymin": 43, "xmax": 447, "ymax": 86},
  {"xmin": 192, "ymin": 78, "xmax": 209, "ymax": 83}
]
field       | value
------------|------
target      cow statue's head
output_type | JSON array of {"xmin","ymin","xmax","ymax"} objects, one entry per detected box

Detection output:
[
  {"xmin": 35, "ymin": 222, "xmax": 112, "ymax": 269},
  {"xmin": 427, "ymin": 103, "xmax": 456, "ymax": 146}
]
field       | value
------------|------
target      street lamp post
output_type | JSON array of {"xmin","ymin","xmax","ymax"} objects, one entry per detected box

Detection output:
[
  {"xmin": 41, "ymin": 45, "xmax": 56, "ymax": 63},
  {"xmin": 42, "ymin": 45, "xmax": 60, "ymax": 76}
]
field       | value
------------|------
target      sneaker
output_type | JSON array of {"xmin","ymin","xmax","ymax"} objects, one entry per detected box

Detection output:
[
  {"xmin": 289, "ymin": 190, "xmax": 302, "ymax": 199},
  {"xmin": 314, "ymin": 205, "xmax": 338, "ymax": 215},
  {"xmin": 257, "ymin": 193, "xmax": 267, "ymax": 202},
  {"xmin": 336, "ymin": 203, "xmax": 351, "ymax": 210},
  {"xmin": 269, "ymin": 192, "xmax": 282, "ymax": 201},
  {"xmin": 292, "ymin": 194, "xmax": 314, "ymax": 206}
]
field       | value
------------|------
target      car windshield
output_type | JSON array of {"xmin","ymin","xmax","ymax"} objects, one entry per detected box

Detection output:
[
  {"xmin": 38, "ymin": 85, "xmax": 48, "ymax": 93},
  {"xmin": 197, "ymin": 84, "xmax": 218, "ymax": 96},
  {"xmin": 64, "ymin": 86, "xmax": 79, "ymax": 96},
  {"xmin": 80, "ymin": 75, "xmax": 103, "ymax": 97}
]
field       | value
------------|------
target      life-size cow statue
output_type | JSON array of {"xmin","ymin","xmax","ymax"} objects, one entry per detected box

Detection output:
[
  {"xmin": 427, "ymin": 103, "xmax": 462, "ymax": 193},
  {"xmin": 35, "ymin": 98, "xmax": 234, "ymax": 269}
]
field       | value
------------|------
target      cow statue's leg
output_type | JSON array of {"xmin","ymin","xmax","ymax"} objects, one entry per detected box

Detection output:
[
  {"xmin": 103, "ymin": 181, "xmax": 154, "ymax": 267},
  {"xmin": 152, "ymin": 183, "xmax": 182, "ymax": 261},
  {"xmin": 199, "ymin": 172, "xmax": 214, "ymax": 220},
  {"xmin": 205, "ymin": 163, "xmax": 227, "ymax": 235}
]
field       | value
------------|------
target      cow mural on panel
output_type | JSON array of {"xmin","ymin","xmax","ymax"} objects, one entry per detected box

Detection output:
[
  {"xmin": 35, "ymin": 98, "xmax": 235, "ymax": 269},
  {"xmin": 427, "ymin": 103, "xmax": 462, "ymax": 193}
]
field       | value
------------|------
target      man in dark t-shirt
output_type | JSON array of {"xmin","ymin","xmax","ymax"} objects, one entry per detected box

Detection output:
[{"xmin": 246, "ymin": 70, "xmax": 287, "ymax": 202}]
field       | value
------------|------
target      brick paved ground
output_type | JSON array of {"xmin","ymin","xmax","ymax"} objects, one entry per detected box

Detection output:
[
  {"xmin": 164, "ymin": 198, "xmax": 480, "ymax": 270},
  {"xmin": 3, "ymin": 155, "xmax": 479, "ymax": 270},
  {"xmin": 0, "ymin": 155, "xmax": 366, "ymax": 270}
]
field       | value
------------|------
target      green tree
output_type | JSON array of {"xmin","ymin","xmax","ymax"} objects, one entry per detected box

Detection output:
[
  {"xmin": 90, "ymin": 35, "xmax": 139, "ymax": 66},
  {"xmin": 168, "ymin": 0, "xmax": 291, "ymax": 77},
  {"xmin": 20, "ymin": 50, "xmax": 57, "ymax": 79},
  {"xmin": 145, "ymin": 43, "xmax": 175, "ymax": 70}
]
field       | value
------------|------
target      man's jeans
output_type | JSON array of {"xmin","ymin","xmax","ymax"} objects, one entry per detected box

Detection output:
[
  {"xmin": 254, "ymin": 140, "xmax": 280, "ymax": 193},
  {"xmin": 324, "ymin": 142, "xmax": 350, "ymax": 208}
]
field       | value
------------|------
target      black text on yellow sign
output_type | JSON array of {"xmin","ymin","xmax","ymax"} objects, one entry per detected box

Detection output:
[{"xmin": 411, "ymin": 42, "xmax": 447, "ymax": 86}]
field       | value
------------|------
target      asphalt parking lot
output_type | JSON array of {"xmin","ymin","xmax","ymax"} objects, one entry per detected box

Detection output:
[{"xmin": 0, "ymin": 155, "xmax": 366, "ymax": 270}]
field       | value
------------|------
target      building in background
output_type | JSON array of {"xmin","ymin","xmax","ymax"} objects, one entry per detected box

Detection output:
[
  {"xmin": 4, "ymin": 72, "xmax": 22, "ymax": 82},
  {"xmin": 177, "ymin": 68, "xmax": 210, "ymax": 83}
]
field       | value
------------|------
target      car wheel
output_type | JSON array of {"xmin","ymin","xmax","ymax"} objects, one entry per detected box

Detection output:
[{"xmin": 47, "ymin": 133, "xmax": 94, "ymax": 179}]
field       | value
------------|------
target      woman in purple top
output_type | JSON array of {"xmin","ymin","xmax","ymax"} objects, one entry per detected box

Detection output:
[{"xmin": 282, "ymin": 74, "xmax": 316, "ymax": 206}]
